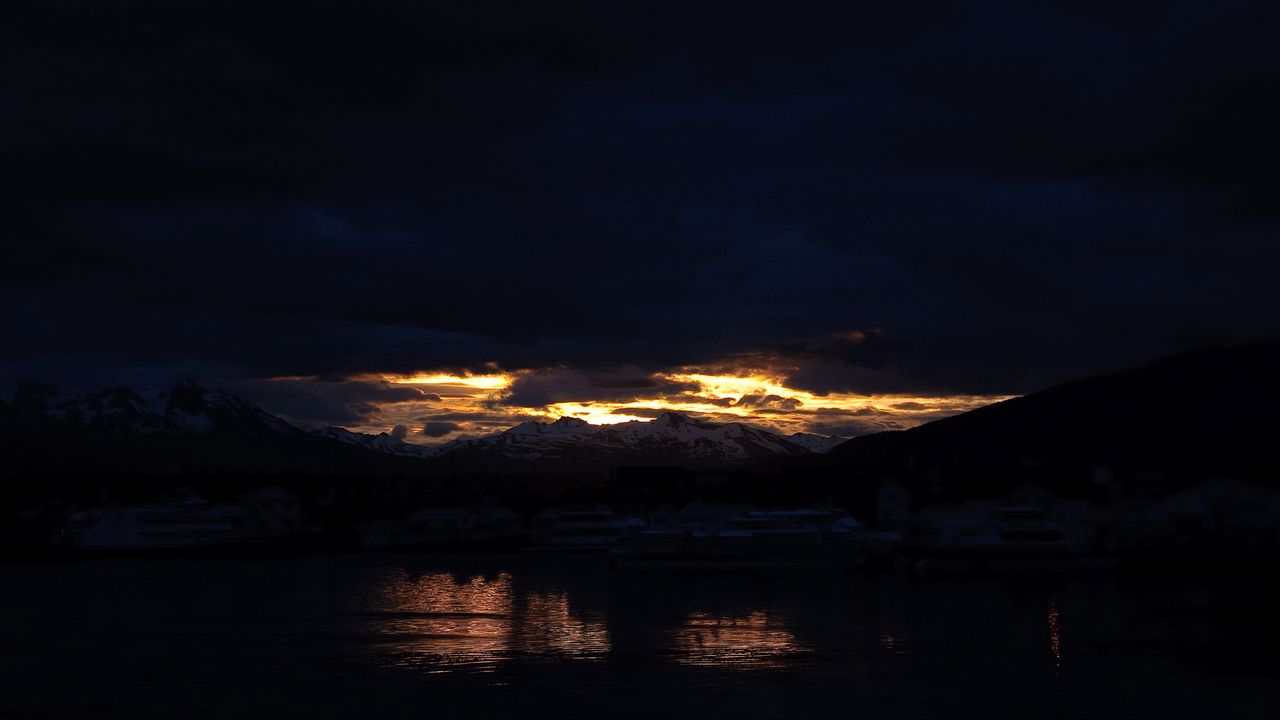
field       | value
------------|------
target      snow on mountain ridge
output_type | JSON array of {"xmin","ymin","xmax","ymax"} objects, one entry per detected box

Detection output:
[
  {"xmin": 11, "ymin": 381, "xmax": 842, "ymax": 467},
  {"xmin": 786, "ymin": 432, "xmax": 847, "ymax": 454},
  {"xmin": 11, "ymin": 381, "xmax": 304, "ymax": 438},
  {"xmin": 314, "ymin": 426, "xmax": 434, "ymax": 458},
  {"xmin": 410, "ymin": 410, "xmax": 829, "ymax": 464}
]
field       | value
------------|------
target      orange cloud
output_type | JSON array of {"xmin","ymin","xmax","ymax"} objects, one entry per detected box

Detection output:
[{"xmin": 309, "ymin": 365, "xmax": 1012, "ymax": 444}]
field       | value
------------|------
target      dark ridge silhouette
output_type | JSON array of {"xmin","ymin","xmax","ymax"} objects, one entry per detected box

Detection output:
[{"xmin": 817, "ymin": 338, "xmax": 1280, "ymax": 482}]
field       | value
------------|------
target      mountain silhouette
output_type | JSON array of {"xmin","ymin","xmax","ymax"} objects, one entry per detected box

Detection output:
[{"xmin": 819, "ymin": 339, "xmax": 1280, "ymax": 485}]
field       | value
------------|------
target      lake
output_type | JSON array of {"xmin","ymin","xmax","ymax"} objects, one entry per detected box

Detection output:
[{"xmin": 1, "ymin": 554, "xmax": 1275, "ymax": 719}]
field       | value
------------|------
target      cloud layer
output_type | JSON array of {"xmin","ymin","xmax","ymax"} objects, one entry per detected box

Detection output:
[{"xmin": 4, "ymin": 1, "xmax": 1280, "ymax": 428}]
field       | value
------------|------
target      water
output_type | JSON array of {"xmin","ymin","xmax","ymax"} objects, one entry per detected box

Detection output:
[{"xmin": 1, "ymin": 554, "xmax": 1275, "ymax": 719}]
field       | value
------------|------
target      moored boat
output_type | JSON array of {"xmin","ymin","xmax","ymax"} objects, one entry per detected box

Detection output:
[{"xmin": 610, "ymin": 508, "xmax": 868, "ymax": 570}]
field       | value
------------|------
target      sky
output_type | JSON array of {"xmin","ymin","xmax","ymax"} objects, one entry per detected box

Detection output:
[{"xmin": 3, "ymin": 1, "xmax": 1279, "ymax": 442}]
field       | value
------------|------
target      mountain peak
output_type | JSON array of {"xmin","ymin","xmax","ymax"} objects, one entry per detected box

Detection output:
[
  {"xmin": 315, "ymin": 425, "xmax": 434, "ymax": 458},
  {"xmin": 649, "ymin": 411, "xmax": 682, "ymax": 426},
  {"xmin": 787, "ymin": 432, "xmax": 846, "ymax": 454},
  {"xmin": 7, "ymin": 381, "xmax": 300, "ymax": 438},
  {"xmin": 166, "ymin": 380, "xmax": 213, "ymax": 414},
  {"xmin": 509, "ymin": 420, "xmax": 549, "ymax": 435},
  {"xmin": 396, "ymin": 409, "xmax": 821, "ymax": 468}
]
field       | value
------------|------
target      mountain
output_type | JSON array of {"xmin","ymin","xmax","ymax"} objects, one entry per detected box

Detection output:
[
  {"xmin": 786, "ymin": 432, "xmax": 847, "ymax": 454},
  {"xmin": 820, "ymin": 339, "xmax": 1280, "ymax": 483},
  {"xmin": 314, "ymin": 426, "xmax": 434, "ymax": 459},
  {"xmin": 9, "ymin": 381, "xmax": 302, "ymax": 438},
  {"xmin": 441, "ymin": 412, "xmax": 821, "ymax": 466},
  {"xmin": 0, "ymin": 383, "xmax": 836, "ymax": 478},
  {"xmin": 8, "ymin": 339, "xmax": 1277, "ymax": 484},
  {"xmin": 0, "ymin": 381, "xmax": 432, "ymax": 478},
  {"xmin": 320, "ymin": 412, "xmax": 840, "ymax": 470}
]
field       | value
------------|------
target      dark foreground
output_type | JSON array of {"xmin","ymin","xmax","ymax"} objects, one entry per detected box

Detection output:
[{"xmin": 1, "ymin": 554, "xmax": 1276, "ymax": 719}]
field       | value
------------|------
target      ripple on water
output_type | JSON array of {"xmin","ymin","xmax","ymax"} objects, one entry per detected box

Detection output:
[
  {"xmin": 353, "ymin": 568, "xmax": 610, "ymax": 673},
  {"xmin": 668, "ymin": 611, "xmax": 810, "ymax": 670}
]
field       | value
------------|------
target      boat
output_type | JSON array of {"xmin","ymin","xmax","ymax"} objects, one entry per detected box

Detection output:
[
  {"xmin": 532, "ymin": 509, "xmax": 648, "ymax": 552},
  {"xmin": 925, "ymin": 506, "xmax": 1088, "ymax": 555},
  {"xmin": 66, "ymin": 500, "xmax": 248, "ymax": 552},
  {"xmin": 357, "ymin": 506, "xmax": 524, "ymax": 550},
  {"xmin": 610, "ymin": 508, "xmax": 868, "ymax": 570},
  {"xmin": 909, "ymin": 505, "xmax": 1109, "ymax": 573}
]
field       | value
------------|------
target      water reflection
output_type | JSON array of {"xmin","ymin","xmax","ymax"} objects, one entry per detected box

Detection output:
[
  {"xmin": 519, "ymin": 592, "xmax": 610, "ymax": 660},
  {"xmin": 670, "ymin": 611, "xmax": 809, "ymax": 669},
  {"xmin": 6, "ymin": 557, "xmax": 1274, "ymax": 719},
  {"xmin": 1046, "ymin": 595, "xmax": 1062, "ymax": 672},
  {"xmin": 360, "ymin": 568, "xmax": 609, "ymax": 672},
  {"xmin": 366, "ymin": 570, "xmax": 515, "ymax": 672}
]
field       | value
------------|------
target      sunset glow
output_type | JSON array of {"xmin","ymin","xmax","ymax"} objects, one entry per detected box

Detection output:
[
  {"xmin": 387, "ymin": 373, "xmax": 514, "ymax": 390},
  {"xmin": 304, "ymin": 366, "xmax": 1012, "ymax": 444},
  {"xmin": 666, "ymin": 372, "xmax": 794, "ymax": 398}
]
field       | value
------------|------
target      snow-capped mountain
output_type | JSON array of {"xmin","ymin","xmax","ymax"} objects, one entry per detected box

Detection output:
[
  {"xmin": 1, "ymin": 381, "xmax": 435, "ymax": 477},
  {"xmin": 369, "ymin": 411, "xmax": 842, "ymax": 466},
  {"xmin": 786, "ymin": 432, "xmax": 847, "ymax": 454},
  {"xmin": 9, "ymin": 381, "xmax": 302, "ymax": 438},
  {"xmin": 314, "ymin": 426, "xmax": 435, "ymax": 459},
  {"xmin": 5, "ymin": 381, "xmax": 843, "ymax": 471}
]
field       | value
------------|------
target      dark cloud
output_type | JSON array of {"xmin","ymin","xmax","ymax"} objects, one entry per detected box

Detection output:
[
  {"xmin": 420, "ymin": 421, "xmax": 462, "ymax": 438},
  {"xmin": 416, "ymin": 411, "xmax": 522, "ymax": 432},
  {"xmin": 424, "ymin": 411, "xmax": 503, "ymax": 422},
  {"xmin": 732, "ymin": 393, "xmax": 803, "ymax": 411},
  {"xmin": 892, "ymin": 402, "xmax": 929, "ymax": 411},
  {"xmin": 790, "ymin": 405, "xmax": 920, "ymax": 436},
  {"xmin": 591, "ymin": 377, "xmax": 668, "ymax": 390},
  {"xmin": 498, "ymin": 369, "xmax": 699, "ymax": 408},
  {"xmin": 610, "ymin": 407, "xmax": 688, "ymax": 419},
  {"xmin": 806, "ymin": 419, "xmax": 908, "ymax": 437},
  {"xmin": 213, "ymin": 377, "xmax": 435, "ymax": 427},
  {"xmin": 389, "ymin": 424, "xmax": 409, "ymax": 441},
  {"xmin": 4, "ymin": 1, "xmax": 1280, "ymax": 399},
  {"xmin": 667, "ymin": 394, "xmax": 736, "ymax": 408}
]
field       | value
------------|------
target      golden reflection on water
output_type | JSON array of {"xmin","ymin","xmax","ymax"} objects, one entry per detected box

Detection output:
[
  {"xmin": 1046, "ymin": 596, "xmax": 1062, "ymax": 672},
  {"xmin": 362, "ymin": 569, "xmax": 610, "ymax": 672},
  {"xmin": 367, "ymin": 570, "xmax": 515, "ymax": 672},
  {"xmin": 520, "ymin": 592, "xmax": 610, "ymax": 659},
  {"xmin": 671, "ymin": 611, "xmax": 809, "ymax": 669}
]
